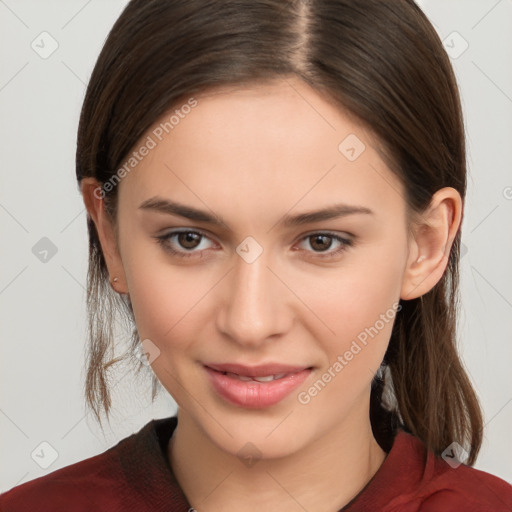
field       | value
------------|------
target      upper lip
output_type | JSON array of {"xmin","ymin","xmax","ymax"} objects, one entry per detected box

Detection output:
[{"xmin": 205, "ymin": 363, "xmax": 311, "ymax": 377}]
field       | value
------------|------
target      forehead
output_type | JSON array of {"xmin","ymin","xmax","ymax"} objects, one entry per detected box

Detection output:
[{"xmin": 118, "ymin": 78, "xmax": 405, "ymax": 222}]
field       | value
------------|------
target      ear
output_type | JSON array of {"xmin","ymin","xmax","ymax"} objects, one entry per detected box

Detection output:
[
  {"xmin": 400, "ymin": 187, "xmax": 462, "ymax": 300},
  {"xmin": 81, "ymin": 178, "xmax": 128, "ymax": 294}
]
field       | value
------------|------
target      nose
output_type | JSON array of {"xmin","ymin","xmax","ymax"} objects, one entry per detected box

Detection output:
[{"xmin": 215, "ymin": 246, "xmax": 293, "ymax": 348}]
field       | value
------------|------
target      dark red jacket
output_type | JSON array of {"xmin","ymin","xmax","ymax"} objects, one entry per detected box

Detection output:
[{"xmin": 1, "ymin": 416, "xmax": 511, "ymax": 511}]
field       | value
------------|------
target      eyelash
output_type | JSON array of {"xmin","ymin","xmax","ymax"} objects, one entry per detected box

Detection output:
[{"xmin": 154, "ymin": 229, "xmax": 354, "ymax": 260}]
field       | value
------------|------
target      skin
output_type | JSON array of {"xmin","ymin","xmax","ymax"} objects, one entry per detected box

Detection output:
[{"xmin": 81, "ymin": 77, "xmax": 462, "ymax": 512}]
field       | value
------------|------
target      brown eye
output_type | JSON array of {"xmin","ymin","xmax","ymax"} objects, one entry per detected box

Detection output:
[
  {"xmin": 297, "ymin": 232, "xmax": 354, "ymax": 259},
  {"xmin": 177, "ymin": 231, "xmax": 202, "ymax": 249},
  {"xmin": 155, "ymin": 229, "xmax": 214, "ymax": 258},
  {"xmin": 309, "ymin": 234, "xmax": 334, "ymax": 252}
]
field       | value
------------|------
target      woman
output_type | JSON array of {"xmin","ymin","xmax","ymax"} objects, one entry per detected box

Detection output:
[{"xmin": 2, "ymin": 0, "xmax": 511, "ymax": 510}]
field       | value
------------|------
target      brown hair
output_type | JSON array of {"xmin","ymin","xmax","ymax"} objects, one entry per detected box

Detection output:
[{"xmin": 76, "ymin": 0, "xmax": 483, "ymax": 464}]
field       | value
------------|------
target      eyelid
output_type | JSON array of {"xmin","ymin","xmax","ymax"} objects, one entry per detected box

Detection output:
[{"xmin": 298, "ymin": 229, "xmax": 354, "ymax": 242}]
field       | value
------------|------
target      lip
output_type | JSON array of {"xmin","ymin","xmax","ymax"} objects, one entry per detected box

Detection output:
[{"xmin": 204, "ymin": 363, "xmax": 312, "ymax": 408}]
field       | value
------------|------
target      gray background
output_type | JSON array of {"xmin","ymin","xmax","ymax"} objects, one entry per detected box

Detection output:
[{"xmin": 1, "ymin": 0, "xmax": 511, "ymax": 491}]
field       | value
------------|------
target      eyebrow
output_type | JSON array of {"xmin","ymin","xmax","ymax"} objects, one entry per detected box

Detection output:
[{"xmin": 138, "ymin": 196, "xmax": 374, "ymax": 229}]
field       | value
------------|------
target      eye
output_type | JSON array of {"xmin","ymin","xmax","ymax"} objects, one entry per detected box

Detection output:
[
  {"xmin": 155, "ymin": 229, "xmax": 214, "ymax": 258},
  {"xmin": 154, "ymin": 229, "xmax": 354, "ymax": 260},
  {"xmin": 296, "ymin": 232, "xmax": 354, "ymax": 259}
]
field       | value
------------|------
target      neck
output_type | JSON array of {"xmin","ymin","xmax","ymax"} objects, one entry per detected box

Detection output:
[{"xmin": 168, "ymin": 405, "xmax": 387, "ymax": 512}]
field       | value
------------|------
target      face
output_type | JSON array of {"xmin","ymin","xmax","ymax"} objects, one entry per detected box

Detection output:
[{"xmin": 103, "ymin": 78, "xmax": 413, "ymax": 458}]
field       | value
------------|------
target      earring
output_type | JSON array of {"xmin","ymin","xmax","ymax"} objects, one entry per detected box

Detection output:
[{"xmin": 110, "ymin": 276, "xmax": 119, "ymax": 288}]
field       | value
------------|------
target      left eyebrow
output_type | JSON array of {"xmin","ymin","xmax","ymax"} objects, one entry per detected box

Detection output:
[
  {"xmin": 281, "ymin": 203, "xmax": 374, "ymax": 227},
  {"xmin": 138, "ymin": 196, "xmax": 374, "ymax": 230}
]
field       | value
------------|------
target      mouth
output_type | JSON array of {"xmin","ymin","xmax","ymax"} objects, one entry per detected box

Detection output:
[
  {"xmin": 204, "ymin": 363, "xmax": 313, "ymax": 408},
  {"xmin": 215, "ymin": 371, "xmax": 293, "ymax": 382}
]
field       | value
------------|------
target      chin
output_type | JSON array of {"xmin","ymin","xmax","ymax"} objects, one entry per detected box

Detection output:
[{"xmin": 198, "ymin": 406, "xmax": 317, "ymax": 461}]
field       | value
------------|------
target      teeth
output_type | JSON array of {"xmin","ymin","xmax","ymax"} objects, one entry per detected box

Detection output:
[
  {"xmin": 224, "ymin": 371, "xmax": 290, "ymax": 382},
  {"xmin": 226, "ymin": 372, "xmax": 253, "ymax": 381},
  {"xmin": 253, "ymin": 375, "xmax": 275, "ymax": 382}
]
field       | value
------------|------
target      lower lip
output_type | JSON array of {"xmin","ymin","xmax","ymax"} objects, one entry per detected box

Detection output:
[{"xmin": 204, "ymin": 366, "xmax": 312, "ymax": 408}]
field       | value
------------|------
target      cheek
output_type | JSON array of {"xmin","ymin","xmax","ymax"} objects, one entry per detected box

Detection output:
[
  {"xmin": 123, "ymin": 244, "xmax": 216, "ymax": 356},
  {"xmin": 125, "ymin": 261, "xmax": 211, "ymax": 402},
  {"xmin": 296, "ymin": 251, "xmax": 404, "ymax": 413},
  {"xmin": 127, "ymin": 269, "xmax": 200, "ymax": 343},
  {"xmin": 124, "ymin": 258, "xmax": 171, "ymax": 341},
  {"xmin": 304, "ymin": 233, "xmax": 406, "ymax": 361}
]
